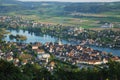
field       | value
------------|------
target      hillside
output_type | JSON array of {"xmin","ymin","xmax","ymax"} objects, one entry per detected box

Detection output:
[
  {"xmin": 64, "ymin": 2, "xmax": 120, "ymax": 13},
  {"xmin": 0, "ymin": 0, "xmax": 120, "ymax": 14}
]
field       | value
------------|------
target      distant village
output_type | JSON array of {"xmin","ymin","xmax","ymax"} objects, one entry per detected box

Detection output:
[{"xmin": 0, "ymin": 16, "xmax": 120, "ymax": 49}]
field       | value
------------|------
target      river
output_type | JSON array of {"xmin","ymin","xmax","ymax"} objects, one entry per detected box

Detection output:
[{"xmin": 4, "ymin": 29, "xmax": 120, "ymax": 56}]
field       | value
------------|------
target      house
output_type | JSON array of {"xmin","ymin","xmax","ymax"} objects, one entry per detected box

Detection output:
[
  {"xmin": 50, "ymin": 61, "xmax": 55, "ymax": 70},
  {"xmin": 49, "ymin": 47, "xmax": 53, "ymax": 53},
  {"xmin": 36, "ymin": 49, "xmax": 45, "ymax": 54},
  {"xmin": 21, "ymin": 59, "xmax": 28, "ymax": 65},
  {"xmin": 37, "ymin": 53, "xmax": 50, "ymax": 59},
  {"xmin": 20, "ymin": 54, "xmax": 32, "ymax": 60},
  {"xmin": 101, "ymin": 23, "xmax": 113, "ymax": 28},
  {"xmin": 32, "ymin": 45, "xmax": 39, "ymax": 50},
  {"xmin": 102, "ymin": 58, "xmax": 108, "ymax": 64},
  {"xmin": 42, "ymin": 54, "xmax": 50, "ymax": 59},
  {"xmin": 89, "ymin": 60, "xmax": 102, "ymax": 65},
  {"xmin": 14, "ymin": 58, "xmax": 19, "ymax": 63},
  {"xmin": 13, "ymin": 58, "xmax": 20, "ymax": 66},
  {"xmin": 7, "ymin": 56, "xmax": 13, "ymax": 61}
]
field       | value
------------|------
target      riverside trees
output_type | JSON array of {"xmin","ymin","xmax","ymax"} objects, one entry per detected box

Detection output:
[{"xmin": 9, "ymin": 34, "xmax": 27, "ymax": 42}]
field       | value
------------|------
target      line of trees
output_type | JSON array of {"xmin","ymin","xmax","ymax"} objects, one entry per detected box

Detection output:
[{"xmin": 0, "ymin": 59, "xmax": 120, "ymax": 80}]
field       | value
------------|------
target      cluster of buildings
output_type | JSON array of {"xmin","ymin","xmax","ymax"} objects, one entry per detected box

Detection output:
[
  {"xmin": 0, "ymin": 16, "xmax": 56, "ymax": 29},
  {"xmin": 43, "ymin": 42, "xmax": 120, "ymax": 65},
  {"xmin": 0, "ymin": 42, "xmax": 49, "ymax": 66},
  {"xmin": 0, "ymin": 16, "xmax": 30, "ymax": 28},
  {"xmin": 0, "ymin": 42, "xmax": 33, "ymax": 66},
  {"xmin": 65, "ymin": 27, "xmax": 120, "ymax": 49},
  {"xmin": 0, "ymin": 40, "xmax": 120, "ymax": 70},
  {"xmin": 101, "ymin": 23, "xmax": 113, "ymax": 28}
]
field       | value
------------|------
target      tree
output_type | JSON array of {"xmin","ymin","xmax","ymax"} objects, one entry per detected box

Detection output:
[{"xmin": 0, "ymin": 59, "xmax": 29, "ymax": 80}]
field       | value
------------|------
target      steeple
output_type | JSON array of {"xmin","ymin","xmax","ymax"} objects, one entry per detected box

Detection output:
[{"xmin": 58, "ymin": 38, "xmax": 62, "ymax": 45}]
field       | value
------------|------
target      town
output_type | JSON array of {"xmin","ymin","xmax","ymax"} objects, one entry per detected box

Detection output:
[
  {"xmin": 0, "ymin": 0, "xmax": 120, "ymax": 79},
  {"xmin": 0, "ymin": 40, "xmax": 120, "ymax": 69},
  {"xmin": 0, "ymin": 16, "xmax": 120, "ymax": 68}
]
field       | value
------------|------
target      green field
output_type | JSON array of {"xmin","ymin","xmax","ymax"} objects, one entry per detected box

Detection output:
[{"xmin": 0, "ymin": 0, "xmax": 120, "ymax": 28}]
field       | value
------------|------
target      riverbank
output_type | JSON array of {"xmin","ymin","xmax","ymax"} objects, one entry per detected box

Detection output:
[{"xmin": 4, "ymin": 29, "xmax": 120, "ymax": 56}]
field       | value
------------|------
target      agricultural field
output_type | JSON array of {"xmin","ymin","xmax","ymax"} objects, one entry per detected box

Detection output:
[{"xmin": 0, "ymin": 0, "xmax": 120, "ymax": 28}]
